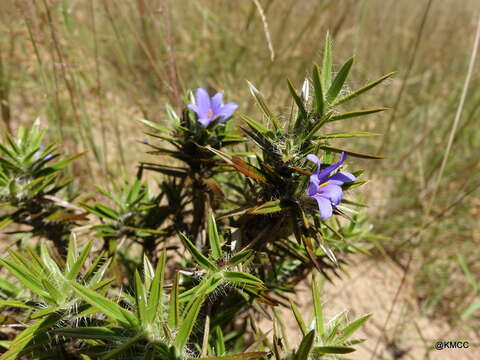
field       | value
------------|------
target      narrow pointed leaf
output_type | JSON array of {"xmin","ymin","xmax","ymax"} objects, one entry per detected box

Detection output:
[
  {"xmin": 179, "ymin": 233, "xmax": 218, "ymax": 272},
  {"xmin": 312, "ymin": 65, "xmax": 324, "ymax": 115},
  {"xmin": 326, "ymin": 57, "xmax": 354, "ymax": 103},
  {"xmin": 328, "ymin": 108, "xmax": 389, "ymax": 122},
  {"xmin": 70, "ymin": 281, "xmax": 138, "ymax": 327},
  {"xmin": 333, "ymin": 72, "xmax": 395, "ymax": 106},
  {"xmin": 174, "ymin": 294, "xmax": 205, "ymax": 349},
  {"xmin": 208, "ymin": 215, "xmax": 223, "ymax": 260},
  {"xmin": 295, "ymin": 330, "xmax": 315, "ymax": 360}
]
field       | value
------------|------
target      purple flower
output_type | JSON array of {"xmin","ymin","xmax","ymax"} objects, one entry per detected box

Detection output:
[
  {"xmin": 306, "ymin": 152, "xmax": 356, "ymax": 220},
  {"xmin": 188, "ymin": 88, "xmax": 238, "ymax": 126}
]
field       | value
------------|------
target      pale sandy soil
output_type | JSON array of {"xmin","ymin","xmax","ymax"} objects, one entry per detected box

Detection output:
[{"xmin": 259, "ymin": 257, "xmax": 479, "ymax": 360}]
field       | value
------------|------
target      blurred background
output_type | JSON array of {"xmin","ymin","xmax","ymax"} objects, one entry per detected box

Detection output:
[{"xmin": 1, "ymin": 0, "xmax": 479, "ymax": 358}]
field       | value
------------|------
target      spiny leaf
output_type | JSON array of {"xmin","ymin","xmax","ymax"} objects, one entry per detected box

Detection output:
[
  {"xmin": 223, "ymin": 271, "xmax": 266, "ymax": 289},
  {"xmin": 312, "ymin": 276, "xmax": 324, "ymax": 337},
  {"xmin": 248, "ymin": 199, "xmax": 291, "ymax": 215},
  {"xmin": 288, "ymin": 79, "xmax": 308, "ymax": 120},
  {"xmin": 321, "ymin": 33, "xmax": 333, "ymax": 91},
  {"xmin": 326, "ymin": 57, "xmax": 354, "ymax": 104},
  {"xmin": 312, "ymin": 65, "xmax": 324, "ymax": 116},
  {"xmin": 313, "ymin": 346, "xmax": 355, "ymax": 354},
  {"xmin": 168, "ymin": 273, "xmax": 180, "ymax": 329},
  {"xmin": 174, "ymin": 294, "xmax": 205, "ymax": 350},
  {"xmin": 247, "ymin": 81, "xmax": 280, "ymax": 131},
  {"xmin": 328, "ymin": 108, "xmax": 389, "ymax": 122},
  {"xmin": 316, "ymin": 132, "xmax": 381, "ymax": 140},
  {"xmin": 179, "ymin": 232, "xmax": 218, "ymax": 272},
  {"xmin": 295, "ymin": 330, "xmax": 315, "ymax": 360},
  {"xmin": 333, "ymin": 72, "xmax": 395, "ymax": 106},
  {"xmin": 339, "ymin": 313, "xmax": 371, "ymax": 341},
  {"xmin": 208, "ymin": 215, "xmax": 223, "ymax": 260},
  {"xmin": 147, "ymin": 250, "xmax": 166, "ymax": 323},
  {"xmin": 289, "ymin": 300, "xmax": 307, "ymax": 336},
  {"xmin": 319, "ymin": 145, "xmax": 384, "ymax": 159},
  {"xmin": 70, "ymin": 281, "xmax": 138, "ymax": 327}
]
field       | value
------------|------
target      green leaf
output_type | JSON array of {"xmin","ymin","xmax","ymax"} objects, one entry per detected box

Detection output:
[
  {"xmin": 248, "ymin": 200, "xmax": 290, "ymax": 215},
  {"xmin": 147, "ymin": 250, "xmax": 166, "ymax": 323},
  {"xmin": 312, "ymin": 277, "xmax": 324, "ymax": 337},
  {"xmin": 229, "ymin": 250, "xmax": 254, "ymax": 267},
  {"xmin": 288, "ymin": 79, "xmax": 308, "ymax": 120},
  {"xmin": 208, "ymin": 215, "xmax": 223, "ymax": 260},
  {"xmin": 316, "ymin": 132, "xmax": 381, "ymax": 140},
  {"xmin": 304, "ymin": 111, "xmax": 334, "ymax": 141},
  {"xmin": 168, "ymin": 273, "xmax": 180, "ymax": 329},
  {"xmin": 223, "ymin": 271, "xmax": 265, "ymax": 289},
  {"xmin": 0, "ymin": 258, "xmax": 51, "ymax": 300},
  {"xmin": 247, "ymin": 81, "xmax": 280, "ymax": 131},
  {"xmin": 289, "ymin": 300, "xmax": 307, "ymax": 335},
  {"xmin": 179, "ymin": 233, "xmax": 218, "ymax": 272},
  {"xmin": 174, "ymin": 294, "xmax": 205, "ymax": 350},
  {"xmin": 328, "ymin": 108, "xmax": 389, "ymax": 122},
  {"xmin": 241, "ymin": 114, "xmax": 270, "ymax": 134},
  {"xmin": 295, "ymin": 330, "xmax": 315, "ymax": 360},
  {"xmin": 339, "ymin": 314, "xmax": 371, "ymax": 341},
  {"xmin": 321, "ymin": 33, "xmax": 333, "ymax": 91},
  {"xmin": 333, "ymin": 72, "xmax": 395, "ymax": 106},
  {"xmin": 66, "ymin": 241, "xmax": 93, "ymax": 280},
  {"xmin": 319, "ymin": 145, "xmax": 384, "ymax": 159},
  {"xmin": 0, "ymin": 313, "xmax": 62, "ymax": 360},
  {"xmin": 312, "ymin": 65, "xmax": 324, "ymax": 116},
  {"xmin": 70, "ymin": 281, "xmax": 138, "ymax": 327},
  {"xmin": 134, "ymin": 270, "xmax": 148, "ymax": 324},
  {"xmin": 52, "ymin": 327, "xmax": 128, "ymax": 340},
  {"xmin": 313, "ymin": 346, "xmax": 355, "ymax": 354},
  {"xmin": 326, "ymin": 57, "xmax": 354, "ymax": 104}
]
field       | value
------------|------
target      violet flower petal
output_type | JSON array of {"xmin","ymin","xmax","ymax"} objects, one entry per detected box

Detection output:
[
  {"xmin": 328, "ymin": 171, "xmax": 356, "ymax": 185},
  {"xmin": 318, "ymin": 184, "xmax": 343, "ymax": 205},
  {"xmin": 313, "ymin": 195, "xmax": 333, "ymax": 219},
  {"xmin": 317, "ymin": 152, "xmax": 347, "ymax": 183},
  {"xmin": 218, "ymin": 102, "xmax": 238, "ymax": 121},
  {"xmin": 195, "ymin": 88, "xmax": 211, "ymax": 118},
  {"xmin": 211, "ymin": 93, "xmax": 223, "ymax": 114}
]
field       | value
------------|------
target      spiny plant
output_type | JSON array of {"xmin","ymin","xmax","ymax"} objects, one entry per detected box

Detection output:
[
  {"xmin": 0, "ymin": 238, "xmax": 110, "ymax": 359},
  {"xmin": 0, "ymin": 34, "xmax": 388, "ymax": 360},
  {"xmin": 140, "ymin": 92, "xmax": 243, "ymax": 237},
  {"xmin": 203, "ymin": 34, "xmax": 392, "ymax": 287},
  {"xmin": 0, "ymin": 121, "xmax": 84, "ymax": 253},
  {"xmin": 82, "ymin": 178, "xmax": 170, "ymax": 260},
  {"xmin": 277, "ymin": 277, "xmax": 370, "ymax": 360}
]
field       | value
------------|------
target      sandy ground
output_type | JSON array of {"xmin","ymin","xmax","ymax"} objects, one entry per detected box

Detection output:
[{"xmin": 260, "ymin": 257, "xmax": 479, "ymax": 360}]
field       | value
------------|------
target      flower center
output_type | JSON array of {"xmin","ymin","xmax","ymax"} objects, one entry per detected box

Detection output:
[{"xmin": 207, "ymin": 109, "xmax": 214, "ymax": 120}]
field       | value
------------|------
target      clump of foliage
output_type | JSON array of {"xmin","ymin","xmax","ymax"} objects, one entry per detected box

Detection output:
[{"xmin": 0, "ymin": 36, "xmax": 391, "ymax": 359}]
